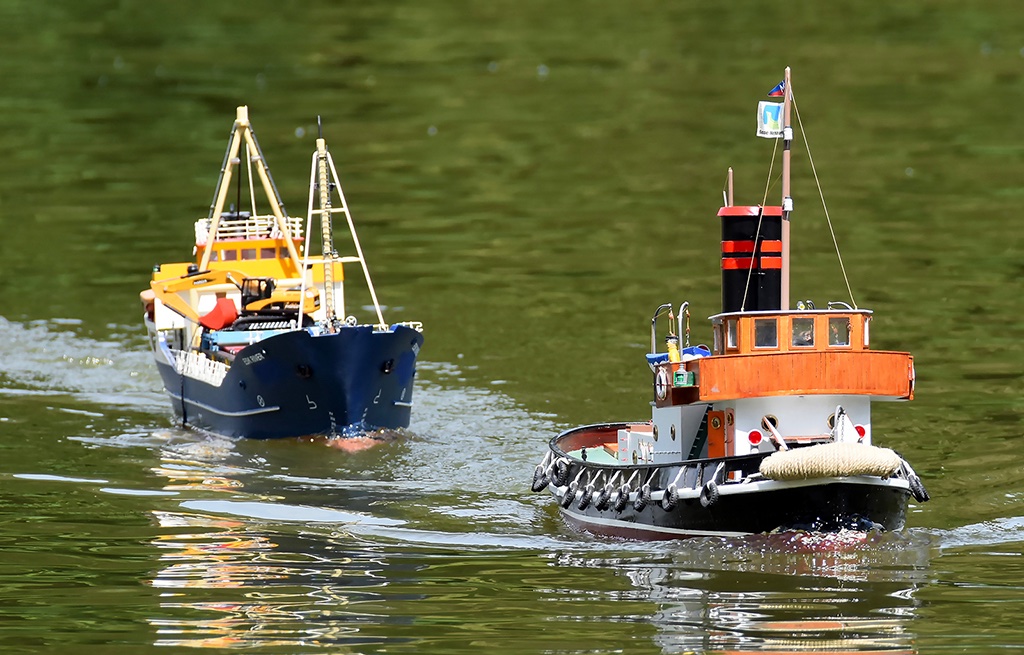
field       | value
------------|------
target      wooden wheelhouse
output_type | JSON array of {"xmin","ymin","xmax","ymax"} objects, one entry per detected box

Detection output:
[{"xmin": 658, "ymin": 309, "xmax": 915, "ymax": 405}]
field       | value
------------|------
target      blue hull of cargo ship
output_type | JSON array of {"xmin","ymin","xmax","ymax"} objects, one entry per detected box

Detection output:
[{"xmin": 150, "ymin": 324, "xmax": 423, "ymax": 439}]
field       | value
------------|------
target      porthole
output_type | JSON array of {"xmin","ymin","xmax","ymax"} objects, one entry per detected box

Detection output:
[
  {"xmin": 653, "ymin": 424, "xmax": 659, "ymax": 441},
  {"xmin": 826, "ymin": 413, "xmax": 836, "ymax": 430},
  {"xmin": 761, "ymin": 415, "xmax": 778, "ymax": 431},
  {"xmin": 711, "ymin": 416, "xmax": 722, "ymax": 430},
  {"xmin": 670, "ymin": 424, "xmax": 677, "ymax": 441}
]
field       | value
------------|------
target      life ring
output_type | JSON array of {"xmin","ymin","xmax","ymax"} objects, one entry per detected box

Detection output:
[{"xmin": 655, "ymin": 368, "xmax": 670, "ymax": 401}]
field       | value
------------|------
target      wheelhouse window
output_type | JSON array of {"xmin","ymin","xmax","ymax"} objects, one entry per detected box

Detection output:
[
  {"xmin": 828, "ymin": 317, "xmax": 851, "ymax": 346},
  {"xmin": 260, "ymin": 247, "xmax": 276, "ymax": 259},
  {"xmin": 754, "ymin": 318, "xmax": 778, "ymax": 348},
  {"xmin": 713, "ymin": 324, "xmax": 723, "ymax": 354},
  {"xmin": 241, "ymin": 248, "xmax": 257, "ymax": 260},
  {"xmin": 791, "ymin": 317, "xmax": 814, "ymax": 347},
  {"xmin": 222, "ymin": 249, "xmax": 237, "ymax": 261},
  {"xmin": 726, "ymin": 320, "xmax": 737, "ymax": 349}
]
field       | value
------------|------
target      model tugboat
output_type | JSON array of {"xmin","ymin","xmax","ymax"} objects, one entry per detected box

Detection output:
[
  {"xmin": 140, "ymin": 107, "xmax": 423, "ymax": 439},
  {"xmin": 530, "ymin": 69, "xmax": 928, "ymax": 539}
]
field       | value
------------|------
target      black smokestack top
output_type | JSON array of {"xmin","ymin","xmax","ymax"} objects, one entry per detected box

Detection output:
[{"xmin": 717, "ymin": 205, "xmax": 782, "ymax": 313}]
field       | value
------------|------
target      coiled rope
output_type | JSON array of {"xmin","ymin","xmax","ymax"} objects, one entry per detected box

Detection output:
[{"xmin": 759, "ymin": 442, "xmax": 901, "ymax": 481}]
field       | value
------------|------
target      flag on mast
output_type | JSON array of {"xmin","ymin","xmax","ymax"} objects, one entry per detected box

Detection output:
[
  {"xmin": 756, "ymin": 102, "xmax": 784, "ymax": 138},
  {"xmin": 767, "ymin": 80, "xmax": 785, "ymax": 97}
]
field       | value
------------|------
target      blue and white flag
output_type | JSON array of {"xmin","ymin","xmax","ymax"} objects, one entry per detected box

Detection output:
[
  {"xmin": 767, "ymin": 80, "xmax": 785, "ymax": 97},
  {"xmin": 756, "ymin": 101, "xmax": 783, "ymax": 138}
]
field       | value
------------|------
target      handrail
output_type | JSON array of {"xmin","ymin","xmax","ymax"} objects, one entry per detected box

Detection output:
[
  {"xmin": 676, "ymin": 302, "xmax": 689, "ymax": 348},
  {"xmin": 195, "ymin": 214, "xmax": 304, "ymax": 245},
  {"xmin": 650, "ymin": 303, "xmax": 672, "ymax": 354}
]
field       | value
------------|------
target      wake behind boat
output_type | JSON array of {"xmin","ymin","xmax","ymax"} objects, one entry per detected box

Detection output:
[
  {"xmin": 530, "ymin": 69, "xmax": 928, "ymax": 539},
  {"xmin": 141, "ymin": 107, "xmax": 423, "ymax": 439}
]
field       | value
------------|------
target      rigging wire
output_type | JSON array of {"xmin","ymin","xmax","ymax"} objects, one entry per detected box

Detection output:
[
  {"xmin": 792, "ymin": 92, "xmax": 858, "ymax": 308},
  {"xmin": 246, "ymin": 142, "xmax": 257, "ymax": 217},
  {"xmin": 739, "ymin": 135, "xmax": 780, "ymax": 311}
]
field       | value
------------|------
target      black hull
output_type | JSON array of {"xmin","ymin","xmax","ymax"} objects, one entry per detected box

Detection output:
[
  {"xmin": 536, "ymin": 422, "xmax": 916, "ymax": 540},
  {"xmin": 556, "ymin": 479, "xmax": 910, "ymax": 540},
  {"xmin": 150, "ymin": 325, "xmax": 423, "ymax": 439}
]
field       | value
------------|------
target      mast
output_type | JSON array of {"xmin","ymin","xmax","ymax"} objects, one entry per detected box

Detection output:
[
  {"xmin": 316, "ymin": 130, "xmax": 338, "ymax": 332},
  {"xmin": 298, "ymin": 121, "xmax": 388, "ymax": 332},
  {"xmin": 200, "ymin": 106, "xmax": 304, "ymax": 274},
  {"xmin": 780, "ymin": 67, "xmax": 793, "ymax": 310}
]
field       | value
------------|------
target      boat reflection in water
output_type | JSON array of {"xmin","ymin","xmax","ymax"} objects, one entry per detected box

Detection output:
[
  {"xmin": 144, "ymin": 435, "xmax": 402, "ymax": 650},
  {"xmin": 148, "ymin": 510, "xmax": 393, "ymax": 649},
  {"xmin": 139, "ymin": 423, "xmax": 932, "ymax": 652},
  {"xmin": 598, "ymin": 531, "xmax": 931, "ymax": 654}
]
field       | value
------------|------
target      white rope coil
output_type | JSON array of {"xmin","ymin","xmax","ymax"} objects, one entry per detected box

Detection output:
[{"xmin": 759, "ymin": 442, "xmax": 901, "ymax": 481}]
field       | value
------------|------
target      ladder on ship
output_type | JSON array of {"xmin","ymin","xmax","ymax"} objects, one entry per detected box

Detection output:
[{"xmin": 297, "ymin": 126, "xmax": 387, "ymax": 332}]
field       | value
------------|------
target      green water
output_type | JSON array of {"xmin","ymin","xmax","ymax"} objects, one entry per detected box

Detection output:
[{"xmin": 2, "ymin": 0, "xmax": 1024, "ymax": 652}]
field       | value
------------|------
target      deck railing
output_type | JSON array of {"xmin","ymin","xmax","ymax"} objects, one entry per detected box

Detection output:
[{"xmin": 195, "ymin": 214, "xmax": 304, "ymax": 245}]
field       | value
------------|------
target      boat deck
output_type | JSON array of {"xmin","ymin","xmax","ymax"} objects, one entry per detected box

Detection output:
[{"xmin": 565, "ymin": 444, "xmax": 620, "ymax": 465}]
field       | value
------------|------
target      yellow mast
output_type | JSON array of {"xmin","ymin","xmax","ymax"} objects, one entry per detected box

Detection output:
[{"xmin": 199, "ymin": 106, "xmax": 303, "ymax": 274}]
